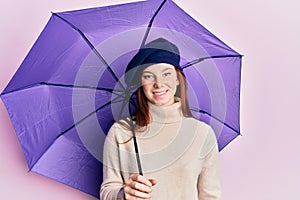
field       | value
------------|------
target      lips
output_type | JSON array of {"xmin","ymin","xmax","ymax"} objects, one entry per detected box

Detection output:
[{"xmin": 153, "ymin": 90, "xmax": 168, "ymax": 97}]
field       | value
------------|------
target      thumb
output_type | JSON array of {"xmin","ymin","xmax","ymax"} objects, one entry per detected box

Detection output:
[{"xmin": 149, "ymin": 179, "xmax": 157, "ymax": 186}]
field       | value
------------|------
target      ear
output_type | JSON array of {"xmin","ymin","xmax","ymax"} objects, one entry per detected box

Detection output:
[{"xmin": 176, "ymin": 79, "xmax": 179, "ymax": 86}]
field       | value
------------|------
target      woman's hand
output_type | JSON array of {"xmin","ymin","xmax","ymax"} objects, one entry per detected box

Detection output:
[{"xmin": 123, "ymin": 174, "xmax": 157, "ymax": 200}]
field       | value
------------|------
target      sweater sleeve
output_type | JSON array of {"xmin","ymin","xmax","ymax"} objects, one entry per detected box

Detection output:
[
  {"xmin": 197, "ymin": 128, "xmax": 221, "ymax": 200},
  {"xmin": 100, "ymin": 124, "xmax": 125, "ymax": 200}
]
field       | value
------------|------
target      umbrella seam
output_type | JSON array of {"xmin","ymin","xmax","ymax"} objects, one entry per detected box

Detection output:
[
  {"xmin": 191, "ymin": 108, "xmax": 240, "ymax": 135},
  {"xmin": 52, "ymin": 12, "xmax": 126, "ymax": 91},
  {"xmin": 0, "ymin": 82, "xmax": 122, "ymax": 96},
  {"xmin": 55, "ymin": 94, "xmax": 127, "ymax": 139},
  {"xmin": 140, "ymin": 0, "xmax": 167, "ymax": 48},
  {"xmin": 181, "ymin": 54, "xmax": 242, "ymax": 69},
  {"xmin": 28, "ymin": 95, "xmax": 124, "ymax": 172}
]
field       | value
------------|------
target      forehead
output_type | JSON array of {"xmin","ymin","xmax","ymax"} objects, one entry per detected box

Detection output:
[{"xmin": 143, "ymin": 63, "xmax": 176, "ymax": 73}]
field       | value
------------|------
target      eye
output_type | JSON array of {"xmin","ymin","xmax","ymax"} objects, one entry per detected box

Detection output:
[
  {"xmin": 142, "ymin": 74, "xmax": 155, "ymax": 80},
  {"xmin": 162, "ymin": 72, "xmax": 172, "ymax": 77}
]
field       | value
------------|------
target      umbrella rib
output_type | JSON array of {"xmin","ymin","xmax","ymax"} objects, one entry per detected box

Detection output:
[
  {"xmin": 56, "ymin": 101, "xmax": 116, "ymax": 139},
  {"xmin": 0, "ymin": 82, "xmax": 124, "ymax": 97},
  {"xmin": 190, "ymin": 108, "xmax": 240, "ymax": 135},
  {"xmin": 41, "ymin": 82, "xmax": 116, "ymax": 92},
  {"xmin": 40, "ymin": 82, "xmax": 126, "ymax": 94},
  {"xmin": 181, "ymin": 54, "xmax": 242, "ymax": 69},
  {"xmin": 52, "ymin": 12, "xmax": 126, "ymax": 91},
  {"xmin": 118, "ymin": 96, "xmax": 129, "ymax": 120},
  {"xmin": 56, "ymin": 95, "xmax": 126, "ymax": 139},
  {"xmin": 29, "ymin": 95, "xmax": 125, "ymax": 171},
  {"xmin": 42, "ymin": 82, "xmax": 127, "ymax": 99},
  {"xmin": 140, "ymin": 0, "xmax": 167, "ymax": 47},
  {"xmin": 0, "ymin": 83, "xmax": 38, "ymax": 96}
]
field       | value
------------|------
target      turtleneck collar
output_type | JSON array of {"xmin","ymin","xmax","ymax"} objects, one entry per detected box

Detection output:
[{"xmin": 148, "ymin": 100, "xmax": 183, "ymax": 124}]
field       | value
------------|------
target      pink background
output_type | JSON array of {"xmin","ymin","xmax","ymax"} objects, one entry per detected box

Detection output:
[{"xmin": 1, "ymin": 0, "xmax": 299, "ymax": 199}]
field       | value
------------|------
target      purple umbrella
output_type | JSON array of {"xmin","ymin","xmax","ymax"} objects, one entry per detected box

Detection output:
[{"xmin": 0, "ymin": 0, "xmax": 242, "ymax": 198}]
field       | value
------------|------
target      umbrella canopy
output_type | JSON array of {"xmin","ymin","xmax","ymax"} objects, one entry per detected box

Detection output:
[{"xmin": 0, "ymin": 0, "xmax": 242, "ymax": 198}]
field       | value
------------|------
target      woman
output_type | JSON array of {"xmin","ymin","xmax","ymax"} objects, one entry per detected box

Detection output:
[{"xmin": 100, "ymin": 38, "xmax": 221, "ymax": 200}]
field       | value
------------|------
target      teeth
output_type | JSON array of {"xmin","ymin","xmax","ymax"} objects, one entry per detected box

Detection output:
[{"xmin": 154, "ymin": 91, "xmax": 166, "ymax": 95}]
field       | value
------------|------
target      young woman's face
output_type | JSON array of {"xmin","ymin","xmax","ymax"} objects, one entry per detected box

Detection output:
[{"xmin": 141, "ymin": 63, "xmax": 179, "ymax": 106}]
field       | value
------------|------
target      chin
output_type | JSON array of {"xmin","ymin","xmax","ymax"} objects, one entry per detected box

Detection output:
[{"xmin": 151, "ymin": 99, "xmax": 174, "ymax": 106}]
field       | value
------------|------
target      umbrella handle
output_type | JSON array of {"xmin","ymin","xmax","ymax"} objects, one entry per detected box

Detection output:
[{"xmin": 129, "ymin": 117, "xmax": 143, "ymax": 176}]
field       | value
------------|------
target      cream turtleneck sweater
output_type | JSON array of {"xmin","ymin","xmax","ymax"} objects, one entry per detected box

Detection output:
[{"xmin": 100, "ymin": 101, "xmax": 221, "ymax": 200}]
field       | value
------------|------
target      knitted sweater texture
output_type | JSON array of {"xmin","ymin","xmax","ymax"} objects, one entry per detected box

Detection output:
[{"xmin": 100, "ymin": 101, "xmax": 221, "ymax": 200}]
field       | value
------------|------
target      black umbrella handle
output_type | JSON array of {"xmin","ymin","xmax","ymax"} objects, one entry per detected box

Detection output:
[{"xmin": 129, "ymin": 117, "xmax": 143, "ymax": 176}]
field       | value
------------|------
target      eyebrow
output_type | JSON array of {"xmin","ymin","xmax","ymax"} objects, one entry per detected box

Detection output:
[{"xmin": 142, "ymin": 67, "xmax": 174, "ymax": 74}]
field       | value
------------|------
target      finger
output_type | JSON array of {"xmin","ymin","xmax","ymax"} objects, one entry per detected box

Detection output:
[
  {"xmin": 126, "ymin": 178, "xmax": 152, "ymax": 193},
  {"xmin": 149, "ymin": 179, "xmax": 157, "ymax": 186},
  {"xmin": 124, "ymin": 186, "xmax": 152, "ymax": 199},
  {"xmin": 130, "ymin": 174, "xmax": 152, "ymax": 187},
  {"xmin": 125, "ymin": 193, "xmax": 151, "ymax": 200}
]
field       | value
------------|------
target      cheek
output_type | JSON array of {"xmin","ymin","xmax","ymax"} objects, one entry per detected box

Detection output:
[
  {"xmin": 166, "ymin": 79, "xmax": 179, "ymax": 91},
  {"xmin": 142, "ymin": 84, "xmax": 152, "ymax": 96}
]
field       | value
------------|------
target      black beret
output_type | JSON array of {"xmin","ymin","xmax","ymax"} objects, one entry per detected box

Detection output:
[{"xmin": 125, "ymin": 38, "xmax": 181, "ymax": 86}]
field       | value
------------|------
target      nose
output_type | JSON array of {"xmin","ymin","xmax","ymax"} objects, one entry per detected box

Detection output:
[
  {"xmin": 153, "ymin": 76, "xmax": 164, "ymax": 88},
  {"xmin": 153, "ymin": 81, "xmax": 163, "ymax": 88},
  {"xmin": 155, "ymin": 74, "xmax": 165, "ymax": 83}
]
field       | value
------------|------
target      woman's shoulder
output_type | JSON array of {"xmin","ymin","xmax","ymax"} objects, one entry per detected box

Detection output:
[
  {"xmin": 112, "ymin": 117, "xmax": 132, "ymax": 128},
  {"xmin": 182, "ymin": 117, "xmax": 218, "ymax": 150},
  {"xmin": 107, "ymin": 117, "xmax": 134, "ymax": 141},
  {"xmin": 182, "ymin": 116, "xmax": 213, "ymax": 132}
]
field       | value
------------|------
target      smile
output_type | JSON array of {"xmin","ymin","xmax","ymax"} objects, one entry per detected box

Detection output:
[{"xmin": 153, "ymin": 90, "xmax": 168, "ymax": 97}]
